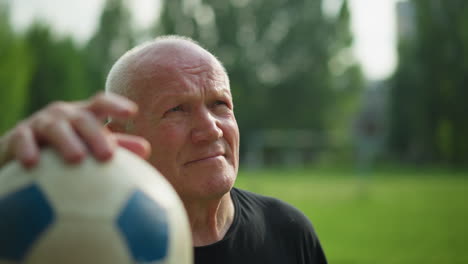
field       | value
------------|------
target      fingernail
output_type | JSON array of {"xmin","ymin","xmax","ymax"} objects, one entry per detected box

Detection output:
[
  {"xmin": 67, "ymin": 151, "xmax": 85, "ymax": 164},
  {"xmin": 98, "ymin": 148, "xmax": 113, "ymax": 161},
  {"xmin": 23, "ymin": 157, "xmax": 38, "ymax": 170}
]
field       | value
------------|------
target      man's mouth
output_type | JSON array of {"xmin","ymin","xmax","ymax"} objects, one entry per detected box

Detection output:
[{"xmin": 184, "ymin": 153, "xmax": 225, "ymax": 165}]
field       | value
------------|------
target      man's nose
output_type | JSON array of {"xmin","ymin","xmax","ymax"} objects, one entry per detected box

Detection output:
[{"xmin": 191, "ymin": 108, "xmax": 223, "ymax": 143}]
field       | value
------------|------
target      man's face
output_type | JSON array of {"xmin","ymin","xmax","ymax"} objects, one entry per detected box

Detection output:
[{"xmin": 131, "ymin": 49, "xmax": 239, "ymax": 202}]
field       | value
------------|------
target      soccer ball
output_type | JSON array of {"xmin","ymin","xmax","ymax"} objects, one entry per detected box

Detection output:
[{"xmin": 0, "ymin": 148, "xmax": 192, "ymax": 264}]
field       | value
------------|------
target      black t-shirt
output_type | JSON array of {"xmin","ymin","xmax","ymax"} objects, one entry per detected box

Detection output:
[{"xmin": 194, "ymin": 188, "xmax": 327, "ymax": 264}]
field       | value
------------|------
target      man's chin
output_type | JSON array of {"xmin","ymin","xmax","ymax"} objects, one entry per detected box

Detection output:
[{"xmin": 181, "ymin": 170, "xmax": 236, "ymax": 200}]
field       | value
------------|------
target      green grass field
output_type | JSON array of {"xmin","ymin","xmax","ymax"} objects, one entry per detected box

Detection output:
[{"xmin": 234, "ymin": 166, "xmax": 468, "ymax": 264}]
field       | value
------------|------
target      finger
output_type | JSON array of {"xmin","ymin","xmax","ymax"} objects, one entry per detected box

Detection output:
[
  {"xmin": 35, "ymin": 119, "xmax": 87, "ymax": 164},
  {"xmin": 72, "ymin": 111, "xmax": 115, "ymax": 161},
  {"xmin": 0, "ymin": 132, "xmax": 13, "ymax": 167},
  {"xmin": 10, "ymin": 125, "xmax": 40, "ymax": 168},
  {"xmin": 82, "ymin": 92, "xmax": 138, "ymax": 121},
  {"xmin": 114, "ymin": 133, "xmax": 151, "ymax": 159}
]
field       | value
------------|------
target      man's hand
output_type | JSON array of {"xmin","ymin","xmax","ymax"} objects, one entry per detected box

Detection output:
[{"xmin": 0, "ymin": 93, "xmax": 151, "ymax": 168}]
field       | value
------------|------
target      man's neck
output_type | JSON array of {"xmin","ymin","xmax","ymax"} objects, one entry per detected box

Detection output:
[{"xmin": 183, "ymin": 192, "xmax": 235, "ymax": 247}]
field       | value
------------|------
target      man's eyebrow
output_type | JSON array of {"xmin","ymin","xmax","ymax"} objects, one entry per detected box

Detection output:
[{"xmin": 210, "ymin": 87, "xmax": 230, "ymax": 97}]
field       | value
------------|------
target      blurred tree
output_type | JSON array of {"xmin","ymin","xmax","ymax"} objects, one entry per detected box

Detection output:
[
  {"xmin": 155, "ymin": 0, "xmax": 363, "ymax": 157},
  {"xmin": 0, "ymin": 0, "xmax": 135, "ymax": 132},
  {"xmin": 325, "ymin": 0, "xmax": 364, "ymax": 144},
  {"xmin": 390, "ymin": 0, "xmax": 468, "ymax": 165},
  {"xmin": 0, "ymin": 2, "xmax": 33, "ymax": 134},
  {"xmin": 24, "ymin": 23, "xmax": 90, "ymax": 113},
  {"xmin": 85, "ymin": 0, "xmax": 135, "ymax": 94}
]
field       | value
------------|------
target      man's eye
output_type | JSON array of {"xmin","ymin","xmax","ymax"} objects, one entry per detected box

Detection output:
[
  {"xmin": 164, "ymin": 105, "xmax": 183, "ymax": 116},
  {"xmin": 214, "ymin": 100, "xmax": 228, "ymax": 107},
  {"xmin": 169, "ymin": 105, "xmax": 183, "ymax": 112}
]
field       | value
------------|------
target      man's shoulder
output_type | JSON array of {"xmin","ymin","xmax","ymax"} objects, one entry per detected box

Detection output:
[
  {"xmin": 231, "ymin": 187, "xmax": 286, "ymax": 210},
  {"xmin": 224, "ymin": 188, "xmax": 327, "ymax": 263},
  {"xmin": 231, "ymin": 187, "xmax": 313, "ymax": 229}
]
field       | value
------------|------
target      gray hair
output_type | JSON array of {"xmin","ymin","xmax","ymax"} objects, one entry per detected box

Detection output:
[{"xmin": 105, "ymin": 35, "xmax": 227, "ymax": 98}]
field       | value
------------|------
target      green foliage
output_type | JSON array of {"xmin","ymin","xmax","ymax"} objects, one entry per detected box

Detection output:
[
  {"xmin": 390, "ymin": 0, "xmax": 468, "ymax": 165},
  {"xmin": 0, "ymin": 0, "xmax": 135, "ymax": 124},
  {"xmin": 85, "ymin": 0, "xmax": 135, "ymax": 94},
  {"xmin": 0, "ymin": 3, "xmax": 33, "ymax": 134},
  {"xmin": 325, "ymin": 1, "xmax": 364, "ymax": 148},
  {"xmin": 25, "ymin": 23, "xmax": 90, "ymax": 113}
]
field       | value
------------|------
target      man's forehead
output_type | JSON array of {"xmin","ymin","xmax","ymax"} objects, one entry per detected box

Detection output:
[
  {"xmin": 128, "ymin": 40, "xmax": 230, "ymax": 97},
  {"xmin": 135, "ymin": 59, "xmax": 228, "ymax": 91},
  {"xmin": 153, "ymin": 69, "xmax": 231, "ymax": 96},
  {"xmin": 135, "ymin": 43, "xmax": 225, "ymax": 78},
  {"xmin": 137, "ymin": 40, "xmax": 212, "ymax": 66},
  {"xmin": 154, "ymin": 86, "xmax": 232, "ymax": 103}
]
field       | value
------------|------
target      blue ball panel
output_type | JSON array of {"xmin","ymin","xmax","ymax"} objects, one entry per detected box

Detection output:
[
  {"xmin": 117, "ymin": 190, "xmax": 169, "ymax": 262},
  {"xmin": 0, "ymin": 184, "xmax": 55, "ymax": 261}
]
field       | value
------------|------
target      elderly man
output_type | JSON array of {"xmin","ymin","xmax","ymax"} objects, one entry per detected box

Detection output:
[{"xmin": 0, "ymin": 36, "xmax": 327, "ymax": 263}]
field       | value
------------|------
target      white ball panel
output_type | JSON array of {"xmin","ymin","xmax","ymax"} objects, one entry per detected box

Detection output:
[
  {"xmin": 0, "ymin": 162, "xmax": 35, "ymax": 198},
  {"xmin": 36, "ymin": 149, "xmax": 137, "ymax": 221},
  {"xmin": 164, "ymin": 199, "xmax": 193, "ymax": 264},
  {"xmin": 25, "ymin": 220, "xmax": 131, "ymax": 264},
  {"xmin": 114, "ymin": 150, "xmax": 193, "ymax": 264},
  {"xmin": 114, "ymin": 149, "xmax": 178, "ymax": 209}
]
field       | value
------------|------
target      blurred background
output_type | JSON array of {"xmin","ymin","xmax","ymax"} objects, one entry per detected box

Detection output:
[{"xmin": 1, "ymin": 0, "xmax": 467, "ymax": 263}]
